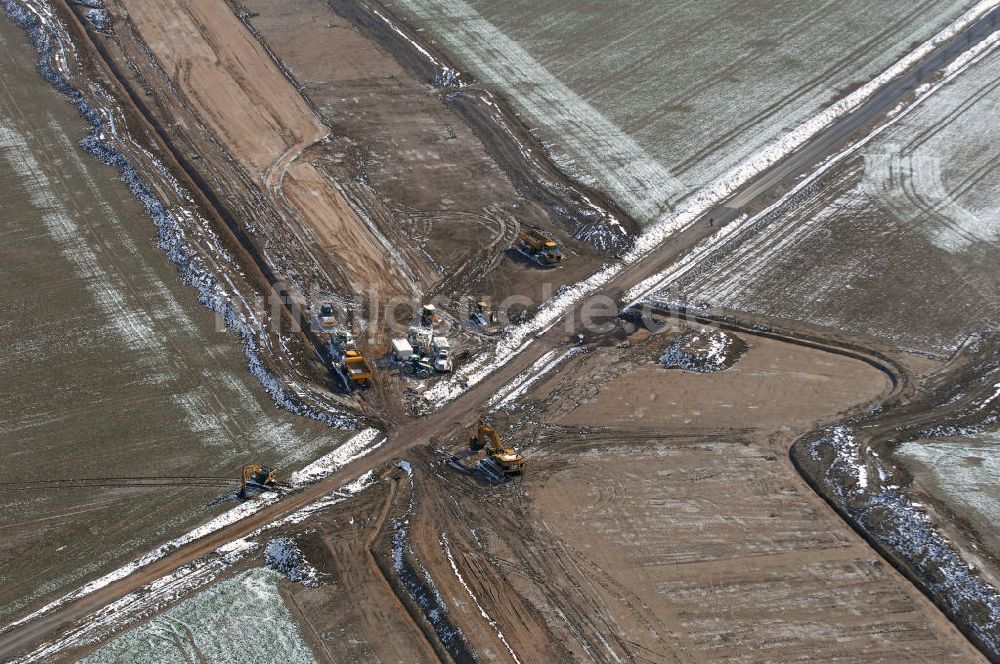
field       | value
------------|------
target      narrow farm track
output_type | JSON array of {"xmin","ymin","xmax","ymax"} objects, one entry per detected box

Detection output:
[{"xmin": 2, "ymin": 2, "xmax": 1000, "ymax": 661}]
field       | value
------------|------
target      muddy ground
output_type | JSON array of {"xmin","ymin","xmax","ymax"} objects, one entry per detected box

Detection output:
[
  {"xmin": 85, "ymin": 0, "xmax": 623, "ymax": 356},
  {"xmin": 5, "ymin": 0, "xmax": 999, "ymax": 659},
  {"xmin": 0, "ymin": 14, "xmax": 354, "ymax": 625},
  {"xmin": 83, "ymin": 323, "xmax": 987, "ymax": 662}
]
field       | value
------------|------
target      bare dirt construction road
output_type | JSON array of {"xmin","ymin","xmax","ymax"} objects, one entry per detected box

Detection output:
[
  {"xmin": 0, "ymin": 11, "xmax": 354, "ymax": 629},
  {"xmin": 5, "ymin": 0, "xmax": 1000, "ymax": 661},
  {"xmin": 114, "ymin": 0, "xmax": 418, "ymax": 301},
  {"xmin": 73, "ymin": 324, "xmax": 984, "ymax": 663}
]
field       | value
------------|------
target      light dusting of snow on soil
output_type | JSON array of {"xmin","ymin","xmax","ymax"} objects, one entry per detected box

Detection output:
[
  {"xmin": 425, "ymin": 3, "xmax": 1000, "ymax": 408},
  {"xmin": 77, "ymin": 569, "xmax": 315, "ymax": 664},
  {"xmin": 11, "ymin": 471, "xmax": 377, "ymax": 662},
  {"xmin": 2, "ymin": 0, "xmax": 357, "ymax": 429},
  {"xmin": 899, "ymin": 432, "xmax": 1000, "ymax": 531},
  {"xmin": 5, "ymin": 452, "xmax": 378, "ymax": 650}
]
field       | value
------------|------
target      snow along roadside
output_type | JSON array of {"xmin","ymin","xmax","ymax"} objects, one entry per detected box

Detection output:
[
  {"xmin": 0, "ymin": 427, "xmax": 382, "ymax": 637},
  {"xmin": 487, "ymin": 346, "xmax": 585, "ymax": 411},
  {"xmin": 624, "ymin": 25, "xmax": 1000, "ymax": 307},
  {"xmin": 14, "ymin": 470, "xmax": 378, "ymax": 664},
  {"xmin": 422, "ymin": 0, "xmax": 1000, "ymax": 408}
]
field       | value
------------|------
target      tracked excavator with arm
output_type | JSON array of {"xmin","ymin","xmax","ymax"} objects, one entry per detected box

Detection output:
[{"xmin": 470, "ymin": 420, "xmax": 524, "ymax": 475}]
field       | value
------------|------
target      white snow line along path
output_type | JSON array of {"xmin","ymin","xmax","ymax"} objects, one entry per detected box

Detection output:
[
  {"xmin": 0, "ymin": 427, "xmax": 382, "ymax": 637},
  {"xmin": 12, "ymin": 470, "xmax": 379, "ymax": 664},
  {"xmin": 440, "ymin": 534, "xmax": 522, "ymax": 664},
  {"xmin": 423, "ymin": 0, "xmax": 1000, "ymax": 408},
  {"xmin": 624, "ymin": 25, "xmax": 1000, "ymax": 307},
  {"xmin": 487, "ymin": 346, "xmax": 585, "ymax": 411}
]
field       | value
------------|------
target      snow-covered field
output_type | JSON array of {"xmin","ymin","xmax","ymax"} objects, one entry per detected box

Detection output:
[
  {"xmin": 655, "ymin": 41, "xmax": 1000, "ymax": 354},
  {"xmin": 0, "ymin": 3, "xmax": 358, "ymax": 625},
  {"xmin": 386, "ymin": 0, "xmax": 978, "ymax": 226},
  {"xmin": 78, "ymin": 569, "xmax": 316, "ymax": 664},
  {"xmin": 899, "ymin": 432, "xmax": 1000, "ymax": 537}
]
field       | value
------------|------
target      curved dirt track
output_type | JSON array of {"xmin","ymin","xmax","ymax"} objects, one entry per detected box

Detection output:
[{"xmin": 3, "ymin": 1, "xmax": 1000, "ymax": 661}]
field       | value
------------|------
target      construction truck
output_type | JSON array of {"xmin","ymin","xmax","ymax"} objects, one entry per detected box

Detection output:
[
  {"xmin": 432, "ymin": 336, "xmax": 453, "ymax": 372},
  {"xmin": 421, "ymin": 304, "xmax": 442, "ymax": 327},
  {"xmin": 390, "ymin": 338, "xmax": 414, "ymax": 362},
  {"xmin": 316, "ymin": 303, "xmax": 338, "ymax": 333},
  {"xmin": 404, "ymin": 354, "xmax": 434, "ymax": 378},
  {"xmin": 343, "ymin": 350, "xmax": 373, "ymax": 387},
  {"xmin": 470, "ymin": 420, "xmax": 524, "ymax": 475},
  {"xmin": 471, "ymin": 300, "xmax": 491, "ymax": 326},
  {"xmin": 239, "ymin": 464, "xmax": 277, "ymax": 499},
  {"xmin": 516, "ymin": 227, "xmax": 564, "ymax": 267}
]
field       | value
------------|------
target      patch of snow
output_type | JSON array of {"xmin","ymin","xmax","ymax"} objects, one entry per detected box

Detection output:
[
  {"xmin": 658, "ymin": 329, "xmax": 744, "ymax": 373},
  {"xmin": 77, "ymin": 569, "xmax": 315, "ymax": 664},
  {"xmin": 264, "ymin": 538, "xmax": 318, "ymax": 587},
  {"xmin": 290, "ymin": 427, "xmax": 384, "ymax": 486}
]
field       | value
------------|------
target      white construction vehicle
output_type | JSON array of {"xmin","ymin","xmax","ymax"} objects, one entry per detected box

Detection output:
[
  {"xmin": 432, "ymin": 336, "xmax": 453, "ymax": 372},
  {"xmin": 391, "ymin": 338, "xmax": 414, "ymax": 362}
]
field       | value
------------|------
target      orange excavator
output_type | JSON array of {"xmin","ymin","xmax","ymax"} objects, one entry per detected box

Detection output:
[{"xmin": 469, "ymin": 420, "xmax": 524, "ymax": 475}]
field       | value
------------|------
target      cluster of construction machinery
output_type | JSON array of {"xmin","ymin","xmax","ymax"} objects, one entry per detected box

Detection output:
[
  {"xmin": 307, "ymin": 225, "xmax": 564, "ymax": 392},
  {"xmin": 239, "ymin": 228, "xmax": 560, "ymax": 493}
]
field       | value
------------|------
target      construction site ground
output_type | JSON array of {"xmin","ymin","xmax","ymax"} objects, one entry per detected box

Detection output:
[
  {"xmin": 4, "ymin": 0, "xmax": 1000, "ymax": 660},
  {"xmin": 68, "ymin": 324, "xmax": 986, "ymax": 663},
  {"xmin": 94, "ymin": 0, "xmax": 614, "ymax": 352},
  {"xmin": 0, "ymin": 14, "xmax": 355, "ymax": 627}
]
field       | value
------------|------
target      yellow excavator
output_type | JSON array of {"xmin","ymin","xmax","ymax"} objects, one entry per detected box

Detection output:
[
  {"xmin": 239, "ymin": 464, "xmax": 277, "ymax": 499},
  {"xmin": 470, "ymin": 420, "xmax": 524, "ymax": 475}
]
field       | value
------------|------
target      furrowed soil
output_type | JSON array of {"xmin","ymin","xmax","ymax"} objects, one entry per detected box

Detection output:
[
  {"xmin": 380, "ymin": 0, "xmax": 974, "ymax": 225},
  {"xmin": 108, "ymin": 324, "xmax": 981, "ymax": 663},
  {"xmin": 88, "ymin": 0, "xmax": 617, "ymax": 357},
  {"xmin": 0, "ymin": 16, "xmax": 352, "ymax": 625}
]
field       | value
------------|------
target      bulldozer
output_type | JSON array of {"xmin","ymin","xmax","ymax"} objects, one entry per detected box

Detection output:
[
  {"xmin": 239, "ymin": 464, "xmax": 277, "ymax": 499},
  {"xmin": 515, "ymin": 227, "xmax": 564, "ymax": 267},
  {"xmin": 470, "ymin": 420, "xmax": 524, "ymax": 475}
]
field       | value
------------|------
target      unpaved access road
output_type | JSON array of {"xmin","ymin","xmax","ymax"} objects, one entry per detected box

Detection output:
[
  {"xmin": 116, "ymin": 0, "xmax": 418, "ymax": 299},
  {"xmin": 2, "ymin": 3, "xmax": 999, "ymax": 660}
]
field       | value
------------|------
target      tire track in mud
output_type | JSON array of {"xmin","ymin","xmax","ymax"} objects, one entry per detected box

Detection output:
[
  {"xmin": 325, "ymin": 0, "xmax": 635, "ymax": 251},
  {"xmin": 4, "ymin": 2, "xmax": 1000, "ymax": 660}
]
